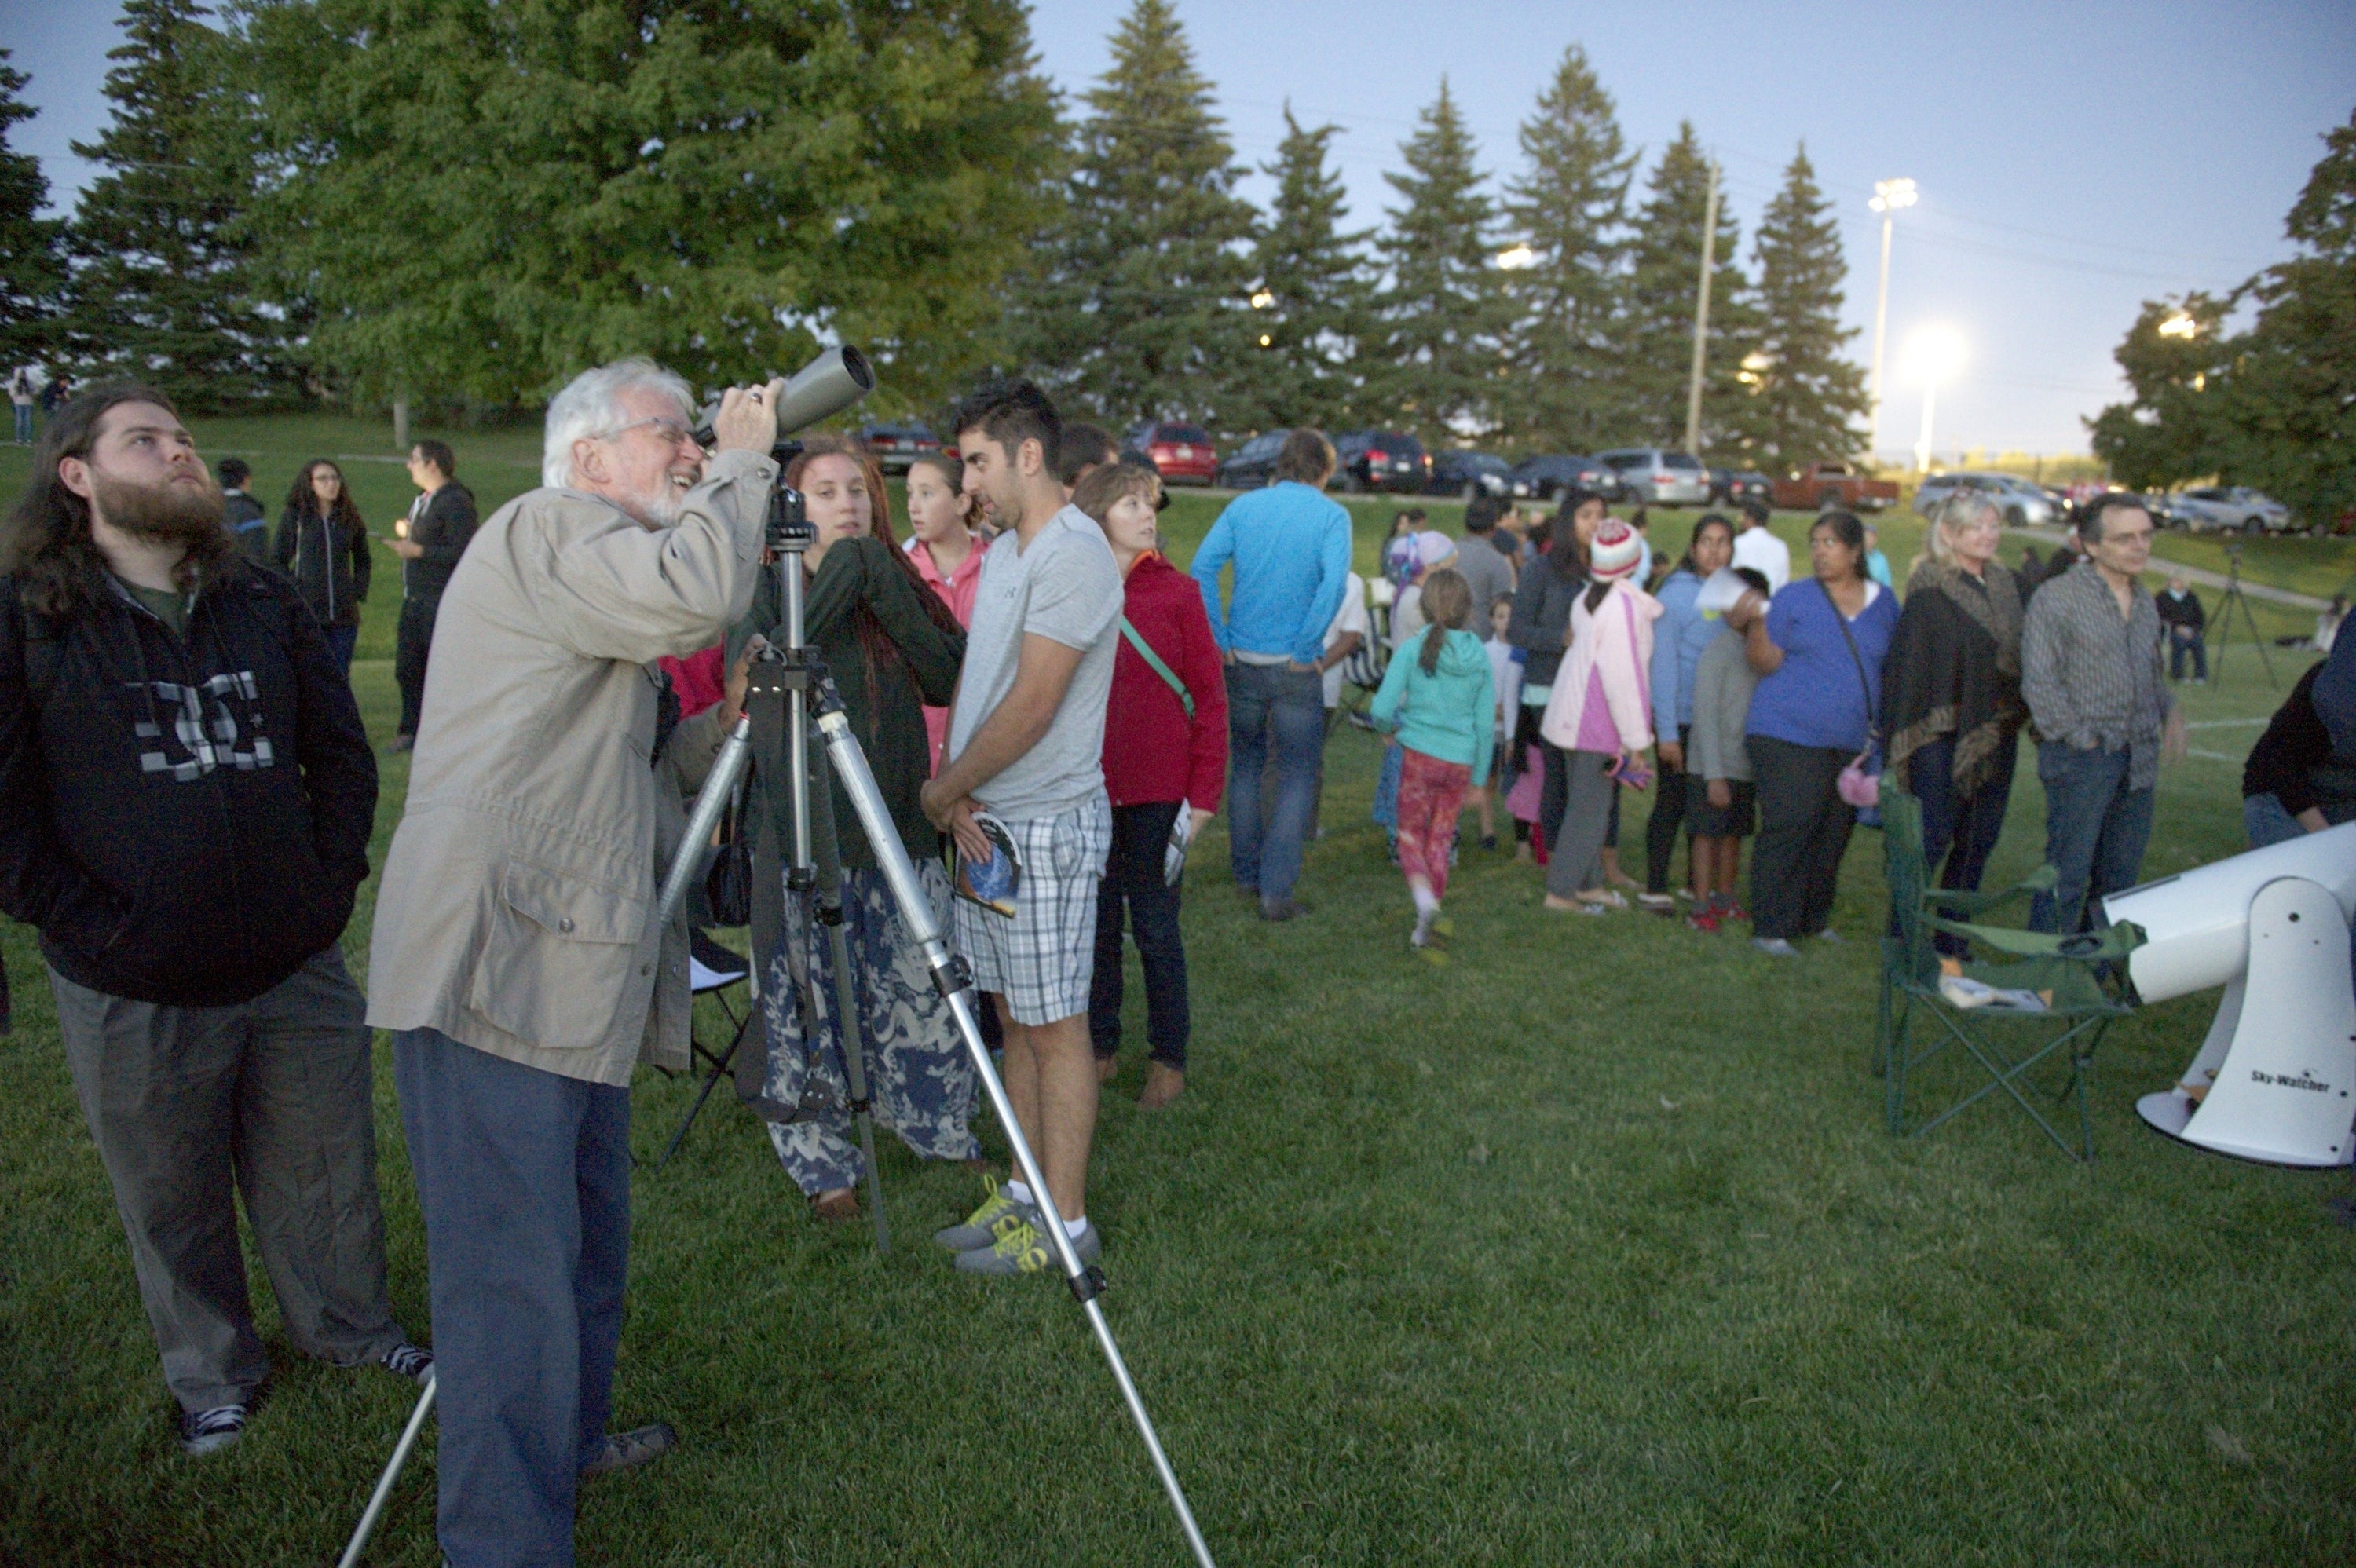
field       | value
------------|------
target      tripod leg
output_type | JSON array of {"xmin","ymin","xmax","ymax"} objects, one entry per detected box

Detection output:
[
  {"xmin": 812, "ymin": 705, "xmax": 1216, "ymax": 1568},
  {"xmin": 2236, "ymin": 583, "xmax": 2277, "ymax": 686},
  {"xmin": 652, "ymin": 1010, "xmax": 750, "ymax": 1174},
  {"xmin": 336, "ymin": 1371, "xmax": 436, "ymax": 1568},
  {"xmin": 808, "ymin": 749, "xmax": 891, "ymax": 1256}
]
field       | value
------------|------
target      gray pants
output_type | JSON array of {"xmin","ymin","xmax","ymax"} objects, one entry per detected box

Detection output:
[
  {"xmin": 52, "ymin": 945, "xmax": 404, "ymax": 1413},
  {"xmin": 1545, "ymin": 750, "xmax": 1619, "ymax": 900}
]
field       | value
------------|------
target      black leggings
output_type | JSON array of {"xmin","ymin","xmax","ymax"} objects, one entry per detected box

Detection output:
[
  {"xmin": 1645, "ymin": 725, "xmax": 1692, "ymax": 892},
  {"xmin": 1747, "ymin": 736, "xmax": 1857, "ymax": 940}
]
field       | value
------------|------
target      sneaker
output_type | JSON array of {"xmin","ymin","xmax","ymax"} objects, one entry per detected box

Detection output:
[
  {"xmin": 1260, "ymin": 897, "xmax": 1311, "ymax": 922},
  {"xmin": 954, "ymin": 1212, "xmax": 1102, "ymax": 1277},
  {"xmin": 1814, "ymin": 928, "xmax": 1845, "ymax": 945},
  {"xmin": 378, "ymin": 1342, "xmax": 434, "ymax": 1382},
  {"xmin": 932, "ymin": 1178, "xmax": 1023, "ymax": 1252},
  {"xmin": 179, "ymin": 1404, "xmax": 247, "ymax": 1456},
  {"xmin": 1685, "ymin": 908, "xmax": 1721, "ymax": 934},
  {"xmin": 1480, "ymin": 834, "xmax": 1498, "ymax": 851},
  {"xmin": 387, "ymin": 734, "xmax": 414, "ymax": 754},
  {"xmin": 1675, "ymin": 887, "xmax": 1696, "ymax": 902},
  {"xmin": 580, "ymin": 1422, "xmax": 679, "ymax": 1478},
  {"xmin": 1637, "ymin": 892, "xmax": 1676, "ymax": 915},
  {"xmin": 1752, "ymin": 937, "xmax": 1798, "ymax": 958},
  {"xmin": 1725, "ymin": 904, "xmax": 1751, "ymax": 923}
]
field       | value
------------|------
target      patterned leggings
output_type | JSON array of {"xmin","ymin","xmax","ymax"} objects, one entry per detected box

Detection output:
[
  {"xmin": 1396, "ymin": 747, "xmax": 1473, "ymax": 900},
  {"xmin": 761, "ymin": 861, "xmax": 981, "ymax": 1196}
]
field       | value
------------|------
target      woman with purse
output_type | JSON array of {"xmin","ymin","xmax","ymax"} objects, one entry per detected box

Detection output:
[
  {"xmin": 1740, "ymin": 510, "xmax": 1901, "ymax": 956},
  {"xmin": 1078, "ymin": 460, "xmax": 1227, "ymax": 1109}
]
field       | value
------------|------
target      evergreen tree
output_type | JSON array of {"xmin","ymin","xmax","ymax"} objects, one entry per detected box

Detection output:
[
  {"xmin": 1242, "ymin": 105, "xmax": 1373, "ymax": 434},
  {"xmin": 0, "ymin": 52, "xmax": 66, "ymax": 368},
  {"xmin": 1615, "ymin": 122, "xmax": 1758, "ymax": 456},
  {"xmin": 1498, "ymin": 45, "xmax": 1633, "ymax": 455},
  {"xmin": 1015, "ymin": 0, "xmax": 1257, "ymax": 430},
  {"xmin": 60, "ymin": 1, "xmax": 293, "ymax": 408},
  {"xmin": 1372, "ymin": 79, "xmax": 1508, "ymax": 447},
  {"xmin": 242, "ymin": 0, "xmax": 1060, "ymax": 415},
  {"xmin": 1747, "ymin": 144, "xmax": 1869, "ymax": 466}
]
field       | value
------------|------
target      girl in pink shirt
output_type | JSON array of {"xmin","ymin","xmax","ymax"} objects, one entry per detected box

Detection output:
[{"xmin": 904, "ymin": 451, "xmax": 985, "ymax": 770}]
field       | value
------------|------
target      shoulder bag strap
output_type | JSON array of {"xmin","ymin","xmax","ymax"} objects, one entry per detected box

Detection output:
[
  {"xmin": 1120, "ymin": 616, "xmax": 1194, "ymax": 720},
  {"xmin": 1823, "ymin": 579, "xmax": 1879, "ymax": 747}
]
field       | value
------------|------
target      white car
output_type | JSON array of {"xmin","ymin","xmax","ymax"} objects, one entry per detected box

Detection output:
[
  {"xmin": 1913, "ymin": 471, "xmax": 2061, "ymax": 528},
  {"xmin": 2164, "ymin": 486, "xmax": 2293, "ymax": 535},
  {"xmin": 1595, "ymin": 447, "xmax": 1711, "ymax": 506}
]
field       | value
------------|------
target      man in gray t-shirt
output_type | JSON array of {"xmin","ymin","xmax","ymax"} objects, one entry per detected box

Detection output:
[{"xmin": 923, "ymin": 381, "xmax": 1123, "ymax": 1278}]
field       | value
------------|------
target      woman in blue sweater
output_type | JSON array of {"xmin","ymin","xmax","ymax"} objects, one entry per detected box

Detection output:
[
  {"xmin": 1643, "ymin": 514, "xmax": 1739, "ymax": 910},
  {"xmin": 1740, "ymin": 511, "xmax": 1901, "ymax": 956},
  {"xmin": 1370, "ymin": 569, "xmax": 1494, "ymax": 960}
]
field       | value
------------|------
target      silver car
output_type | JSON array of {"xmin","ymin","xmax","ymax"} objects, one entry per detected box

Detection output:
[
  {"xmin": 1913, "ymin": 471, "xmax": 2060, "ymax": 528},
  {"xmin": 1595, "ymin": 447, "xmax": 1711, "ymax": 506},
  {"xmin": 2164, "ymin": 485, "xmax": 2293, "ymax": 535}
]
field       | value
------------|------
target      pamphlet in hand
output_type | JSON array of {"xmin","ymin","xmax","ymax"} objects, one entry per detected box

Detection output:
[
  {"xmin": 1163, "ymin": 809, "xmax": 1194, "ymax": 887},
  {"xmin": 950, "ymin": 812, "xmax": 1022, "ymax": 917}
]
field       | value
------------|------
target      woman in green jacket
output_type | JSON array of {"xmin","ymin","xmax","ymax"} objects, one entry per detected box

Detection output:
[{"xmin": 730, "ymin": 433, "xmax": 974, "ymax": 1219}]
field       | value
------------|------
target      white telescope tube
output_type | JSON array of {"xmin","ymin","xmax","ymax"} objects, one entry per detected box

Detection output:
[{"xmin": 2100, "ymin": 820, "xmax": 2356, "ymax": 1003}]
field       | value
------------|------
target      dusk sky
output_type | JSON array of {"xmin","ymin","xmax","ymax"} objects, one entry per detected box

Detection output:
[{"xmin": 5, "ymin": 0, "xmax": 2352, "ymax": 459}]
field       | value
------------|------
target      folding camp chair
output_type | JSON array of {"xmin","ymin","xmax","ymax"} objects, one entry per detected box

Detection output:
[
  {"xmin": 648, "ymin": 930, "xmax": 753, "ymax": 1172},
  {"xmin": 1875, "ymin": 785, "xmax": 2143, "ymax": 1163}
]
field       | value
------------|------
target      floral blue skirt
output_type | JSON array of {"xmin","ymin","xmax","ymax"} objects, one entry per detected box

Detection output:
[{"xmin": 761, "ymin": 860, "xmax": 981, "ymax": 1196}]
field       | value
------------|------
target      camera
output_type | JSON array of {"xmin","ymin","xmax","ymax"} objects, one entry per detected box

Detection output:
[{"xmin": 690, "ymin": 345, "xmax": 875, "ymax": 462}]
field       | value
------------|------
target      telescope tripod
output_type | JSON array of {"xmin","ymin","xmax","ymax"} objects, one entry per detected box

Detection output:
[
  {"xmin": 2211, "ymin": 550, "xmax": 2277, "ymax": 689},
  {"xmin": 340, "ymin": 516, "xmax": 1216, "ymax": 1568}
]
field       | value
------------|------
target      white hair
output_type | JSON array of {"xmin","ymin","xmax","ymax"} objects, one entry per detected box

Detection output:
[
  {"xmin": 542, "ymin": 357, "xmax": 695, "ymax": 488},
  {"xmin": 1925, "ymin": 490, "xmax": 2001, "ymax": 567}
]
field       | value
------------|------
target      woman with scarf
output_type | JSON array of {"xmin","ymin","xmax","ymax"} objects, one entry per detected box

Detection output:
[
  {"xmin": 1879, "ymin": 492, "xmax": 2027, "ymax": 948},
  {"xmin": 730, "ymin": 433, "xmax": 975, "ymax": 1220}
]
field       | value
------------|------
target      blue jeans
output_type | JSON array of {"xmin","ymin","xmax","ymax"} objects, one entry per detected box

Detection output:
[
  {"xmin": 1907, "ymin": 733, "xmax": 2018, "ymax": 955},
  {"xmin": 326, "ymin": 623, "xmax": 359, "ymax": 675},
  {"xmin": 12, "ymin": 404, "xmax": 30, "ymax": 443},
  {"xmin": 1225, "ymin": 662, "xmax": 1324, "ymax": 906},
  {"xmin": 394, "ymin": 1029, "xmax": 631, "ymax": 1568},
  {"xmin": 2244, "ymin": 791, "xmax": 2304, "ymax": 850},
  {"xmin": 2169, "ymin": 629, "xmax": 2208, "ymax": 682},
  {"xmin": 2030, "ymin": 742, "xmax": 2155, "ymax": 934}
]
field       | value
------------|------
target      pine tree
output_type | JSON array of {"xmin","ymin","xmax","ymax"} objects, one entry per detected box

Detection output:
[
  {"xmin": 1615, "ymin": 122, "xmax": 1757, "ymax": 456},
  {"xmin": 1372, "ymin": 79, "xmax": 1507, "ymax": 446},
  {"xmin": 0, "ymin": 52, "xmax": 66, "ymax": 368},
  {"xmin": 244, "ymin": 0, "xmax": 1060, "ymax": 415},
  {"xmin": 1242, "ymin": 105, "xmax": 1373, "ymax": 434},
  {"xmin": 1498, "ymin": 45, "xmax": 1634, "ymax": 455},
  {"xmin": 60, "ymin": 0, "xmax": 293, "ymax": 408},
  {"xmin": 1015, "ymin": 0, "xmax": 1257, "ymax": 430},
  {"xmin": 1747, "ymin": 144, "xmax": 1869, "ymax": 466}
]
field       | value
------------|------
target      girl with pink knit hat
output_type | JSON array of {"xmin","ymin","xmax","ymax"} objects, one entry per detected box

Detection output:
[{"xmin": 1538, "ymin": 517, "xmax": 1663, "ymax": 912}]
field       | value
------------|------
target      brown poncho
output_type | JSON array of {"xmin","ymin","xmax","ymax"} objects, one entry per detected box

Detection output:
[{"xmin": 1880, "ymin": 559, "xmax": 2026, "ymax": 797}]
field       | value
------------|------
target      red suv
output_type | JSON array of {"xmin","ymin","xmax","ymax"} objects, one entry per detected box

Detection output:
[{"xmin": 1123, "ymin": 421, "xmax": 1219, "ymax": 487}]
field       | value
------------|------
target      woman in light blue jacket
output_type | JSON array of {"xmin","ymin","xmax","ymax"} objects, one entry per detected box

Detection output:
[
  {"xmin": 1642, "ymin": 514, "xmax": 1738, "ymax": 909},
  {"xmin": 1370, "ymin": 569, "xmax": 1494, "ymax": 959}
]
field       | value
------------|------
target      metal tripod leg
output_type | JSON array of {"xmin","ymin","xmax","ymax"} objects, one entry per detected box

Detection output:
[
  {"xmin": 810, "ymin": 701, "xmax": 1217, "ymax": 1567},
  {"xmin": 336, "ymin": 1371, "xmax": 436, "ymax": 1568}
]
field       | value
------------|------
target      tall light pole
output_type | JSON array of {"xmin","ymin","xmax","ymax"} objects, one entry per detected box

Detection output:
[
  {"xmin": 1906, "ymin": 325, "xmax": 1965, "ymax": 473},
  {"xmin": 1867, "ymin": 177, "xmax": 1917, "ymax": 460},
  {"xmin": 1684, "ymin": 159, "xmax": 1722, "ymax": 457}
]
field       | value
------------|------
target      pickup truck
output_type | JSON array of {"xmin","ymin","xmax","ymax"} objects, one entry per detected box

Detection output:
[{"xmin": 1770, "ymin": 461, "xmax": 1899, "ymax": 513}]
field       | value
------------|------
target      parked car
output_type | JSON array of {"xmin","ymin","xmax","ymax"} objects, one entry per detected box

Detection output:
[
  {"xmin": 1593, "ymin": 448, "xmax": 1711, "ymax": 507},
  {"xmin": 1770, "ymin": 460, "xmax": 1900, "ymax": 513},
  {"xmin": 1123, "ymin": 421, "xmax": 1219, "ymax": 486},
  {"xmin": 1427, "ymin": 450, "xmax": 1512, "ymax": 499},
  {"xmin": 1333, "ymin": 430, "xmax": 1429, "ymax": 493},
  {"xmin": 1508, "ymin": 454, "xmax": 1619, "ymax": 506},
  {"xmin": 1216, "ymin": 429, "xmax": 1291, "ymax": 490},
  {"xmin": 2164, "ymin": 485, "xmax": 2294, "ymax": 535},
  {"xmin": 858, "ymin": 419, "xmax": 939, "ymax": 475},
  {"xmin": 1912, "ymin": 471, "xmax": 2062, "ymax": 528},
  {"xmin": 1710, "ymin": 467, "xmax": 1772, "ymax": 508}
]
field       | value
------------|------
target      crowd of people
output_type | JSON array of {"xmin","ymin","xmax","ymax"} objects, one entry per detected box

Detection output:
[{"xmin": 0, "ymin": 365, "xmax": 2254, "ymax": 1568}]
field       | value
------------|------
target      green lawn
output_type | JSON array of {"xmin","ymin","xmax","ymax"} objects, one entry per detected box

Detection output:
[{"xmin": 1, "ymin": 421, "xmax": 2352, "ymax": 1565}]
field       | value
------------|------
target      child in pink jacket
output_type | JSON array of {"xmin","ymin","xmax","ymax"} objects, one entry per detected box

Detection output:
[{"xmin": 1538, "ymin": 519, "xmax": 1662, "ymax": 911}]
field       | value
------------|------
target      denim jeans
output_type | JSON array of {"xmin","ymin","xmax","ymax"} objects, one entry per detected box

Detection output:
[
  {"xmin": 2244, "ymin": 791, "xmax": 2304, "ymax": 850},
  {"xmin": 2029, "ymin": 742, "xmax": 2156, "ymax": 934},
  {"xmin": 12, "ymin": 403, "xmax": 30, "ymax": 444},
  {"xmin": 1905, "ymin": 732, "xmax": 2018, "ymax": 955},
  {"xmin": 1091, "ymin": 800, "xmax": 1190, "ymax": 1069},
  {"xmin": 2169, "ymin": 629, "xmax": 2208, "ymax": 682},
  {"xmin": 395, "ymin": 1029, "xmax": 631, "ymax": 1568},
  {"xmin": 1226, "ymin": 662, "xmax": 1325, "ymax": 906},
  {"xmin": 326, "ymin": 623, "xmax": 360, "ymax": 676}
]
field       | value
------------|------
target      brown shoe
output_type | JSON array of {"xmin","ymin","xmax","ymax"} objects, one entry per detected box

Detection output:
[
  {"xmin": 810, "ymin": 1188, "xmax": 859, "ymax": 1223},
  {"xmin": 1096, "ymin": 1054, "xmax": 1119, "ymax": 1084},
  {"xmin": 1137, "ymin": 1062, "xmax": 1185, "ymax": 1110}
]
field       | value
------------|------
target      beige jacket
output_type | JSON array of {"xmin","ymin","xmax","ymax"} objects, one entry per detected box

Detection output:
[{"xmin": 365, "ymin": 449, "xmax": 774, "ymax": 1086}]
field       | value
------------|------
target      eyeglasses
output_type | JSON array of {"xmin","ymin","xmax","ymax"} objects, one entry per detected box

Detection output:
[{"xmin": 598, "ymin": 417, "xmax": 700, "ymax": 449}]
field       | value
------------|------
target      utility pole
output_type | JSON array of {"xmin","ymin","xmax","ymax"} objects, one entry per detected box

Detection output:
[
  {"xmin": 1867, "ymin": 178, "xmax": 1917, "ymax": 459},
  {"xmin": 1683, "ymin": 159, "xmax": 1721, "ymax": 457},
  {"xmin": 393, "ymin": 393, "xmax": 410, "ymax": 453}
]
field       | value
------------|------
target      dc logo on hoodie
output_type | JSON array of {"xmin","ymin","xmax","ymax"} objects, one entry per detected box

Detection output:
[{"xmin": 133, "ymin": 672, "xmax": 276, "ymax": 781}]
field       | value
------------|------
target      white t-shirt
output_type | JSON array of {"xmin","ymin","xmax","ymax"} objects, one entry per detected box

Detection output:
[
  {"xmin": 1732, "ymin": 525, "xmax": 1791, "ymax": 594},
  {"xmin": 1321, "ymin": 572, "xmax": 1369, "ymax": 708}
]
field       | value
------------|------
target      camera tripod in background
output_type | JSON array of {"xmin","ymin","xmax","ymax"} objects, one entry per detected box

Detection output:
[{"xmin": 2209, "ymin": 544, "xmax": 2277, "ymax": 689}]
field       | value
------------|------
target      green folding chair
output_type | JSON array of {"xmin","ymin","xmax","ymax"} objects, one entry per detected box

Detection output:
[{"xmin": 1875, "ymin": 784, "xmax": 2144, "ymax": 1162}]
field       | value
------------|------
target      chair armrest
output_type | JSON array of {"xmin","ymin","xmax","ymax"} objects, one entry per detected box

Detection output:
[
  {"xmin": 1933, "ymin": 916, "xmax": 2143, "ymax": 964},
  {"xmin": 1923, "ymin": 864, "xmax": 2058, "ymax": 918}
]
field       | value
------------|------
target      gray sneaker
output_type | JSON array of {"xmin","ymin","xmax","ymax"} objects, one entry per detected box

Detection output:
[
  {"xmin": 931, "ymin": 1179, "xmax": 1029, "ymax": 1252},
  {"xmin": 179, "ymin": 1404, "xmax": 247, "ymax": 1457},
  {"xmin": 1752, "ymin": 937, "xmax": 1798, "ymax": 958},
  {"xmin": 954, "ymin": 1212, "xmax": 1102, "ymax": 1277},
  {"xmin": 580, "ymin": 1422, "xmax": 679, "ymax": 1478}
]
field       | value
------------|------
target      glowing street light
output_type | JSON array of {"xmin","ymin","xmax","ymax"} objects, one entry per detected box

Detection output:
[
  {"xmin": 1906, "ymin": 324, "xmax": 1966, "ymax": 472},
  {"xmin": 2157, "ymin": 311, "xmax": 2200, "ymax": 339},
  {"xmin": 1494, "ymin": 243, "xmax": 1537, "ymax": 271},
  {"xmin": 1866, "ymin": 177, "xmax": 1919, "ymax": 458},
  {"xmin": 1249, "ymin": 289, "xmax": 1275, "ymax": 309}
]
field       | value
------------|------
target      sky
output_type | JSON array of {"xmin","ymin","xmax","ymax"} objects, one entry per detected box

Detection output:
[{"xmin": 5, "ymin": 0, "xmax": 2353, "ymax": 459}]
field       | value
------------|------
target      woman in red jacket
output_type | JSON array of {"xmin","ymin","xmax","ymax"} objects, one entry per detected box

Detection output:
[{"xmin": 1074, "ymin": 460, "xmax": 1227, "ymax": 1109}]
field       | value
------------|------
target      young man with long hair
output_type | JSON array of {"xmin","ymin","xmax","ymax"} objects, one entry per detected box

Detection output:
[{"xmin": 0, "ymin": 384, "xmax": 424, "ymax": 1457}]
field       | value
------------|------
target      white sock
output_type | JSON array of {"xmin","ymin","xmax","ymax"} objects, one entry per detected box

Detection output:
[
  {"xmin": 1064, "ymin": 1215, "xmax": 1088, "ymax": 1238},
  {"xmin": 1006, "ymin": 1181, "xmax": 1033, "ymax": 1208},
  {"xmin": 1411, "ymin": 885, "xmax": 1440, "ymax": 919}
]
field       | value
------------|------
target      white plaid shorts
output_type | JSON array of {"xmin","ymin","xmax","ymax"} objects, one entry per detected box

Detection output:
[{"xmin": 951, "ymin": 793, "xmax": 1112, "ymax": 1025}]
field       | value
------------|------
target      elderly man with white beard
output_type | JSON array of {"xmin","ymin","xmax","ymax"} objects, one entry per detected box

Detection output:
[{"xmin": 366, "ymin": 359, "xmax": 784, "ymax": 1568}]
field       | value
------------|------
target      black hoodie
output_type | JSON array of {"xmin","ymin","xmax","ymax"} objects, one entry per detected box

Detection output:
[{"xmin": 0, "ymin": 561, "xmax": 379, "ymax": 1006}]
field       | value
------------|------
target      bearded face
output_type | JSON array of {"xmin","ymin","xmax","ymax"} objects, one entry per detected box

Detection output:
[{"xmin": 90, "ymin": 462, "xmax": 228, "ymax": 545}]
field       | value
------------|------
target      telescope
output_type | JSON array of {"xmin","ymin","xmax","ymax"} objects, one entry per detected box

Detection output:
[
  {"xmin": 2102, "ymin": 821, "xmax": 2356, "ymax": 1167},
  {"xmin": 691, "ymin": 345, "xmax": 876, "ymax": 457}
]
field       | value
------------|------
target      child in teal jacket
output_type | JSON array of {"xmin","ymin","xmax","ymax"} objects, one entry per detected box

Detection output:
[{"xmin": 1369, "ymin": 568, "xmax": 1494, "ymax": 959}]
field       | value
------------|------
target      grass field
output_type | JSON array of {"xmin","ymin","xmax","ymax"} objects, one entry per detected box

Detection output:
[{"xmin": 2, "ymin": 417, "xmax": 2353, "ymax": 1565}]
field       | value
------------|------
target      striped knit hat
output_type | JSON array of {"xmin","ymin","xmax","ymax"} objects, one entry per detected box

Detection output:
[{"xmin": 1589, "ymin": 518, "xmax": 1642, "ymax": 580}]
